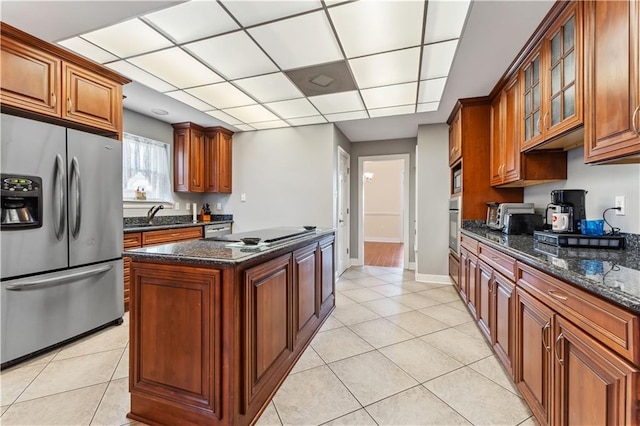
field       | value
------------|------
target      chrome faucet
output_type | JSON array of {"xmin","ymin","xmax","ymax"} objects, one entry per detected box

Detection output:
[{"xmin": 147, "ymin": 205, "xmax": 164, "ymax": 225}]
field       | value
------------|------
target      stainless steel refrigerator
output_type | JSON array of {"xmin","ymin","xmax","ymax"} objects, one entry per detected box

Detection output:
[{"xmin": 1, "ymin": 113, "xmax": 124, "ymax": 365}]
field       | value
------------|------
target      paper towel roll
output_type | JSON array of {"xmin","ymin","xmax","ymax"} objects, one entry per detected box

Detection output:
[{"xmin": 192, "ymin": 203, "xmax": 197, "ymax": 222}]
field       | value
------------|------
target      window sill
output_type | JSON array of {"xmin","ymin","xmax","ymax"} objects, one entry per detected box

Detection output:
[{"xmin": 123, "ymin": 201, "xmax": 175, "ymax": 209}]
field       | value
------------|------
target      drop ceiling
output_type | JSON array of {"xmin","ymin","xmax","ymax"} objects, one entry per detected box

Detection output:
[{"xmin": 0, "ymin": 0, "xmax": 554, "ymax": 142}]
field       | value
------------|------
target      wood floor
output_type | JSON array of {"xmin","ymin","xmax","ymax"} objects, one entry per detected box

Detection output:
[{"xmin": 364, "ymin": 242, "xmax": 404, "ymax": 267}]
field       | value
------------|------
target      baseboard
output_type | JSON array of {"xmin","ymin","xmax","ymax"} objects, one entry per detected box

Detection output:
[
  {"xmin": 364, "ymin": 238, "xmax": 403, "ymax": 243},
  {"xmin": 407, "ymin": 262, "xmax": 416, "ymax": 270},
  {"xmin": 350, "ymin": 258, "xmax": 362, "ymax": 266},
  {"xmin": 415, "ymin": 273, "xmax": 452, "ymax": 285}
]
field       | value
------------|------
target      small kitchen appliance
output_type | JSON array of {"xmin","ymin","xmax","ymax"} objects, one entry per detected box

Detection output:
[
  {"xmin": 486, "ymin": 202, "xmax": 535, "ymax": 231},
  {"xmin": 549, "ymin": 189, "xmax": 587, "ymax": 233},
  {"xmin": 503, "ymin": 213, "xmax": 543, "ymax": 235}
]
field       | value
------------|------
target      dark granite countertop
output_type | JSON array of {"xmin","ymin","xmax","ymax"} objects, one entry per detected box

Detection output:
[
  {"xmin": 123, "ymin": 220, "xmax": 232, "ymax": 233},
  {"xmin": 461, "ymin": 223, "xmax": 640, "ymax": 314},
  {"xmin": 125, "ymin": 228, "xmax": 335, "ymax": 267}
]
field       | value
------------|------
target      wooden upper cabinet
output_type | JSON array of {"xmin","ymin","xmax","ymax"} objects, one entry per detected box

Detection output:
[
  {"xmin": 0, "ymin": 36, "xmax": 61, "ymax": 117},
  {"xmin": 521, "ymin": 2, "xmax": 583, "ymax": 151},
  {"xmin": 0, "ymin": 23, "xmax": 129, "ymax": 136},
  {"xmin": 448, "ymin": 110, "xmax": 462, "ymax": 166},
  {"xmin": 204, "ymin": 127, "xmax": 233, "ymax": 193},
  {"xmin": 62, "ymin": 62, "xmax": 121, "ymax": 134},
  {"xmin": 584, "ymin": 0, "xmax": 640, "ymax": 163}
]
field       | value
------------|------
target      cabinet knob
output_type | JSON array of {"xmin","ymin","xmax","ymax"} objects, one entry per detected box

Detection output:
[{"xmin": 633, "ymin": 105, "xmax": 640, "ymax": 136}]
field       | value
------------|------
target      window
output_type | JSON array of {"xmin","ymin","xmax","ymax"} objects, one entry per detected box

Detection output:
[{"xmin": 122, "ymin": 133, "xmax": 174, "ymax": 203}]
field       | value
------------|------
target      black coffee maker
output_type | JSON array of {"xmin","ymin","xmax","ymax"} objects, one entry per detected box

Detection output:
[{"xmin": 550, "ymin": 189, "xmax": 587, "ymax": 233}]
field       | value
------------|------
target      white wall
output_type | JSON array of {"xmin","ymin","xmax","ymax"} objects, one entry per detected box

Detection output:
[
  {"xmin": 363, "ymin": 160, "xmax": 404, "ymax": 242},
  {"xmin": 416, "ymin": 124, "xmax": 450, "ymax": 278},
  {"xmin": 524, "ymin": 146, "xmax": 640, "ymax": 234},
  {"xmin": 228, "ymin": 124, "xmax": 336, "ymax": 233}
]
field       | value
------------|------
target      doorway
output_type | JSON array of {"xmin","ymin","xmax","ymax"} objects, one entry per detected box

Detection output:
[
  {"xmin": 358, "ymin": 155, "xmax": 410, "ymax": 268},
  {"xmin": 336, "ymin": 147, "xmax": 350, "ymax": 276}
]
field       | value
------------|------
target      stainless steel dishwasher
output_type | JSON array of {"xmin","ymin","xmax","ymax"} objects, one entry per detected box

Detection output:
[{"xmin": 204, "ymin": 223, "xmax": 232, "ymax": 239}]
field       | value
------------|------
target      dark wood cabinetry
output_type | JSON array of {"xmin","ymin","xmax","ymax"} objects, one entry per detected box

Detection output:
[
  {"xmin": 319, "ymin": 236, "xmax": 335, "ymax": 316},
  {"xmin": 520, "ymin": 2, "xmax": 583, "ymax": 151},
  {"xmin": 584, "ymin": 0, "xmax": 640, "ymax": 163},
  {"xmin": 0, "ymin": 23, "xmax": 128, "ymax": 137},
  {"xmin": 477, "ymin": 260, "xmax": 493, "ymax": 342},
  {"xmin": 493, "ymin": 272, "xmax": 515, "ymax": 376},
  {"xmin": 448, "ymin": 110, "xmax": 462, "ymax": 166},
  {"xmin": 173, "ymin": 122, "xmax": 233, "ymax": 193},
  {"xmin": 293, "ymin": 244, "xmax": 320, "ymax": 350}
]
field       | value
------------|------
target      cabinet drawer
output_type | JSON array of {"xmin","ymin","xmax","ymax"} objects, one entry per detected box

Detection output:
[
  {"xmin": 460, "ymin": 234, "xmax": 479, "ymax": 255},
  {"xmin": 124, "ymin": 232, "xmax": 142, "ymax": 249},
  {"xmin": 142, "ymin": 227, "xmax": 203, "ymax": 246},
  {"xmin": 478, "ymin": 243, "xmax": 516, "ymax": 281},
  {"xmin": 518, "ymin": 262, "xmax": 639, "ymax": 365}
]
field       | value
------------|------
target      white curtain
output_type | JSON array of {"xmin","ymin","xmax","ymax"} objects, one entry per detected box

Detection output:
[{"xmin": 122, "ymin": 133, "xmax": 174, "ymax": 203}]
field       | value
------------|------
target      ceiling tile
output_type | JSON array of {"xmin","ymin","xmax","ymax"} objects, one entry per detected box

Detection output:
[
  {"xmin": 324, "ymin": 111, "xmax": 368, "ymax": 122},
  {"xmin": 165, "ymin": 90, "xmax": 214, "ymax": 111},
  {"xmin": 233, "ymin": 73, "xmax": 303, "ymax": 103},
  {"xmin": 129, "ymin": 47, "xmax": 223, "ymax": 89},
  {"xmin": 360, "ymin": 82, "xmax": 417, "ymax": 109},
  {"xmin": 329, "ymin": 1, "xmax": 424, "ymax": 58},
  {"xmin": 223, "ymin": 104, "xmax": 278, "ymax": 123},
  {"xmin": 417, "ymin": 102, "xmax": 439, "ymax": 113},
  {"xmin": 106, "ymin": 61, "xmax": 176, "ymax": 93},
  {"xmin": 144, "ymin": 1, "xmax": 239, "ymax": 43},
  {"xmin": 308, "ymin": 91, "xmax": 364, "ymax": 115},
  {"xmin": 418, "ymin": 78, "xmax": 447, "ymax": 103},
  {"xmin": 82, "ymin": 18, "xmax": 172, "ymax": 58},
  {"xmin": 187, "ymin": 82, "xmax": 256, "ymax": 109},
  {"xmin": 235, "ymin": 124, "xmax": 255, "ymax": 132},
  {"xmin": 287, "ymin": 115, "xmax": 327, "ymax": 126},
  {"xmin": 221, "ymin": 0, "xmax": 322, "ymax": 27},
  {"xmin": 349, "ymin": 47, "xmax": 419, "ymax": 89},
  {"xmin": 424, "ymin": 0, "xmax": 471, "ymax": 44},
  {"xmin": 206, "ymin": 110, "xmax": 243, "ymax": 126},
  {"xmin": 185, "ymin": 31, "xmax": 277, "ymax": 80},
  {"xmin": 265, "ymin": 98, "xmax": 319, "ymax": 119},
  {"xmin": 58, "ymin": 37, "xmax": 118, "ymax": 63},
  {"xmin": 421, "ymin": 40, "xmax": 458, "ymax": 80},
  {"xmin": 250, "ymin": 120, "xmax": 290, "ymax": 130},
  {"xmin": 368, "ymin": 104, "xmax": 416, "ymax": 118},
  {"xmin": 248, "ymin": 11, "xmax": 342, "ymax": 70}
]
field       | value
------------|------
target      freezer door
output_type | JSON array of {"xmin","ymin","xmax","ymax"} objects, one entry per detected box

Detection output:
[
  {"xmin": 1, "ymin": 259, "xmax": 124, "ymax": 364},
  {"xmin": 1, "ymin": 114, "xmax": 68, "ymax": 279},
  {"xmin": 67, "ymin": 129, "xmax": 123, "ymax": 267}
]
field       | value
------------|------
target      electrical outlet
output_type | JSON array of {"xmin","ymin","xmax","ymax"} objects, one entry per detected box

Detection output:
[
  {"xmin": 174, "ymin": 202, "xmax": 180, "ymax": 210},
  {"xmin": 216, "ymin": 203, "xmax": 222, "ymax": 210},
  {"xmin": 241, "ymin": 193, "xmax": 246, "ymax": 202},
  {"xmin": 615, "ymin": 195, "xmax": 625, "ymax": 216}
]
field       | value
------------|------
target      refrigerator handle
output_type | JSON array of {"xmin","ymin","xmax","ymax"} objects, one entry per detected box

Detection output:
[
  {"xmin": 6, "ymin": 264, "xmax": 113, "ymax": 291},
  {"xmin": 54, "ymin": 154, "xmax": 66, "ymax": 240},
  {"xmin": 70, "ymin": 156, "xmax": 82, "ymax": 239}
]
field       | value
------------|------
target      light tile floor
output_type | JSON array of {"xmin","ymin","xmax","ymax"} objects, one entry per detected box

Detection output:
[{"xmin": 0, "ymin": 266, "xmax": 538, "ymax": 426}]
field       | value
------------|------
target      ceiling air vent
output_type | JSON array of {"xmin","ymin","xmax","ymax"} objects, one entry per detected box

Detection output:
[{"xmin": 285, "ymin": 60, "xmax": 357, "ymax": 97}]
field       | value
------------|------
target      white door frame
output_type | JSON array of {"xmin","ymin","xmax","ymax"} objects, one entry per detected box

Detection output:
[
  {"xmin": 358, "ymin": 154, "xmax": 410, "ymax": 268},
  {"xmin": 336, "ymin": 146, "xmax": 350, "ymax": 276}
]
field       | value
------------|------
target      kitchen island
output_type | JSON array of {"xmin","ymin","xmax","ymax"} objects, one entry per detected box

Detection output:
[{"xmin": 125, "ymin": 228, "xmax": 335, "ymax": 426}]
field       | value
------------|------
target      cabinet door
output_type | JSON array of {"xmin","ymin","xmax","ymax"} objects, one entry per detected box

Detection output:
[
  {"xmin": 62, "ymin": 62, "xmax": 121, "ymax": 133},
  {"xmin": 244, "ymin": 254, "xmax": 293, "ymax": 407},
  {"xmin": 515, "ymin": 288, "xmax": 554, "ymax": 426},
  {"xmin": 544, "ymin": 2, "xmax": 583, "ymax": 139},
  {"xmin": 554, "ymin": 317, "xmax": 639, "ymax": 426},
  {"xmin": 0, "ymin": 37, "xmax": 60, "ymax": 117},
  {"xmin": 459, "ymin": 249, "xmax": 469, "ymax": 301},
  {"xmin": 521, "ymin": 47, "xmax": 544, "ymax": 150},
  {"xmin": 216, "ymin": 131, "xmax": 232, "ymax": 193},
  {"xmin": 449, "ymin": 110, "xmax": 462, "ymax": 166},
  {"xmin": 467, "ymin": 254, "xmax": 478, "ymax": 320},
  {"xmin": 490, "ymin": 94, "xmax": 504, "ymax": 186},
  {"xmin": 477, "ymin": 261, "xmax": 493, "ymax": 342},
  {"xmin": 449, "ymin": 252, "xmax": 460, "ymax": 289},
  {"xmin": 502, "ymin": 77, "xmax": 521, "ymax": 183},
  {"xmin": 293, "ymin": 243, "xmax": 320, "ymax": 349},
  {"xmin": 584, "ymin": 0, "xmax": 640, "ymax": 163},
  {"xmin": 189, "ymin": 127, "xmax": 205, "ymax": 192},
  {"xmin": 204, "ymin": 133, "xmax": 216, "ymax": 193},
  {"xmin": 319, "ymin": 236, "xmax": 335, "ymax": 316},
  {"xmin": 493, "ymin": 272, "xmax": 515, "ymax": 376}
]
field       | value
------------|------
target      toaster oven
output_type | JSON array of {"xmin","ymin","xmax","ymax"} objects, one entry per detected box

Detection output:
[{"xmin": 486, "ymin": 202, "xmax": 535, "ymax": 231}]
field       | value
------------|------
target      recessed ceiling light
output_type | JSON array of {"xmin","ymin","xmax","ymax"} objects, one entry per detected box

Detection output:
[
  {"xmin": 221, "ymin": 0, "xmax": 323, "ymax": 27},
  {"xmin": 82, "ymin": 18, "xmax": 172, "ymax": 58},
  {"xmin": 421, "ymin": 40, "xmax": 458, "ymax": 80},
  {"xmin": 424, "ymin": 0, "xmax": 471, "ymax": 44},
  {"xmin": 360, "ymin": 82, "xmax": 417, "ymax": 109},
  {"xmin": 265, "ymin": 98, "xmax": 319, "ymax": 119},
  {"xmin": 308, "ymin": 90, "xmax": 364, "ymax": 114},
  {"xmin": 106, "ymin": 61, "xmax": 176, "ymax": 93},
  {"xmin": 151, "ymin": 108, "xmax": 169, "ymax": 115},
  {"xmin": 233, "ymin": 73, "xmax": 303, "ymax": 103},
  {"xmin": 349, "ymin": 47, "xmax": 419, "ymax": 89},
  {"xmin": 186, "ymin": 82, "xmax": 256, "ymax": 109},
  {"xmin": 418, "ymin": 78, "xmax": 447, "ymax": 103},
  {"xmin": 58, "ymin": 37, "xmax": 118, "ymax": 64}
]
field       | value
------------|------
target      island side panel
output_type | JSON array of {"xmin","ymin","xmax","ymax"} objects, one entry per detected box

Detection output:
[{"xmin": 128, "ymin": 262, "xmax": 223, "ymax": 425}]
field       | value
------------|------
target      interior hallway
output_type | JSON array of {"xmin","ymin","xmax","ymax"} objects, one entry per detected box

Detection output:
[
  {"xmin": 364, "ymin": 242, "xmax": 404, "ymax": 268},
  {"xmin": 0, "ymin": 266, "xmax": 537, "ymax": 426}
]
